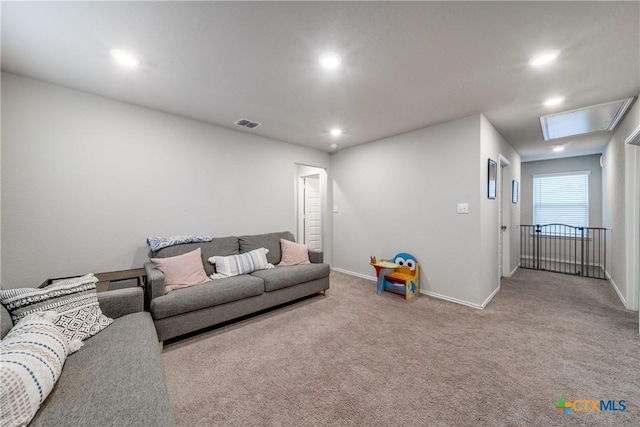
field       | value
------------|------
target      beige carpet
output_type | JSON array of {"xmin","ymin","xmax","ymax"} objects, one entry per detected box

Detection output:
[{"xmin": 162, "ymin": 269, "xmax": 639, "ymax": 426}]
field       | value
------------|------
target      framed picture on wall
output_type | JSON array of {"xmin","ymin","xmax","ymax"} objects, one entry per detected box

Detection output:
[
  {"xmin": 488, "ymin": 158, "xmax": 497, "ymax": 199},
  {"xmin": 512, "ymin": 180, "xmax": 519, "ymax": 204}
]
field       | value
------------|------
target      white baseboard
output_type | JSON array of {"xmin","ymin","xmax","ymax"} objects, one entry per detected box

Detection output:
[
  {"xmin": 509, "ymin": 265, "xmax": 519, "ymax": 277},
  {"xmin": 520, "ymin": 255, "xmax": 605, "ymax": 270},
  {"xmin": 418, "ymin": 290, "xmax": 483, "ymax": 310},
  {"xmin": 333, "ymin": 267, "xmax": 500, "ymax": 310},
  {"xmin": 503, "ymin": 265, "xmax": 519, "ymax": 278},
  {"xmin": 483, "ymin": 285, "xmax": 501, "ymax": 308},
  {"xmin": 420, "ymin": 285, "xmax": 501, "ymax": 310},
  {"xmin": 330, "ymin": 267, "xmax": 376, "ymax": 282},
  {"xmin": 605, "ymin": 270, "xmax": 628, "ymax": 307}
]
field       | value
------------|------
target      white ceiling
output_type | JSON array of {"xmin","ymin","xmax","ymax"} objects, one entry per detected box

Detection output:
[{"xmin": 2, "ymin": 1, "xmax": 639, "ymax": 161}]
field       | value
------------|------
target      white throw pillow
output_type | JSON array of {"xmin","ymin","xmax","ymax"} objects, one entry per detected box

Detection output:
[
  {"xmin": 209, "ymin": 248, "xmax": 272, "ymax": 277},
  {"xmin": 0, "ymin": 312, "xmax": 73, "ymax": 427}
]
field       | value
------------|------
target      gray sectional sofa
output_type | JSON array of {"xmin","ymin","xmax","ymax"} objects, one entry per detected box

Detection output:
[
  {"xmin": 145, "ymin": 231, "xmax": 330, "ymax": 342},
  {"xmin": 0, "ymin": 287, "xmax": 176, "ymax": 427}
]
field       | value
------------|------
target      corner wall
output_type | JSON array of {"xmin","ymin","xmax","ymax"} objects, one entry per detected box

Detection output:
[
  {"xmin": 479, "ymin": 115, "xmax": 521, "ymax": 299},
  {"xmin": 332, "ymin": 114, "xmax": 520, "ymax": 308},
  {"xmin": 1, "ymin": 73, "xmax": 331, "ymax": 288},
  {"xmin": 602, "ymin": 99, "xmax": 640, "ymax": 310}
]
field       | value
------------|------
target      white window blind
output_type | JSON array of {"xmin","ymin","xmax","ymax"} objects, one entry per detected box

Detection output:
[{"xmin": 533, "ymin": 171, "xmax": 589, "ymax": 227}]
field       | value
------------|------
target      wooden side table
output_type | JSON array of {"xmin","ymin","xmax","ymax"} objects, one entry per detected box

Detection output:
[
  {"xmin": 94, "ymin": 268, "xmax": 147, "ymax": 293},
  {"xmin": 42, "ymin": 268, "xmax": 147, "ymax": 293}
]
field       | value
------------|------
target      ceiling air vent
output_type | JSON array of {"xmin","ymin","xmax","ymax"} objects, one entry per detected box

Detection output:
[
  {"xmin": 235, "ymin": 118, "xmax": 262, "ymax": 129},
  {"xmin": 540, "ymin": 97, "xmax": 635, "ymax": 141},
  {"xmin": 625, "ymin": 125, "xmax": 640, "ymax": 146}
]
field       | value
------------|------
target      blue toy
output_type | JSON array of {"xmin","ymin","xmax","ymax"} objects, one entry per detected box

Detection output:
[{"xmin": 370, "ymin": 252, "xmax": 420, "ymax": 299}]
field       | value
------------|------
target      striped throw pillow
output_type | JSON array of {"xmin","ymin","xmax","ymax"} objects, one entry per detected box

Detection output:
[
  {"xmin": 209, "ymin": 248, "xmax": 271, "ymax": 277},
  {"xmin": 0, "ymin": 274, "xmax": 113, "ymax": 345},
  {"xmin": 0, "ymin": 312, "xmax": 70, "ymax": 426}
]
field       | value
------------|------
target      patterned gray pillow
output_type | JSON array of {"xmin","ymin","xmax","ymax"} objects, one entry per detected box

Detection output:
[{"xmin": 0, "ymin": 273, "xmax": 113, "ymax": 344}]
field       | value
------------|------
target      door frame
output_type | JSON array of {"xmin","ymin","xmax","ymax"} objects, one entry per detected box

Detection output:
[
  {"xmin": 301, "ymin": 173, "xmax": 322, "ymax": 250},
  {"xmin": 625, "ymin": 143, "xmax": 640, "ymax": 315},
  {"xmin": 499, "ymin": 155, "xmax": 512, "ymax": 279},
  {"xmin": 295, "ymin": 164, "xmax": 327, "ymax": 252}
]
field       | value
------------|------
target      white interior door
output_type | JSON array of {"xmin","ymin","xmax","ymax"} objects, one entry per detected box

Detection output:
[{"xmin": 303, "ymin": 174, "xmax": 322, "ymax": 251}]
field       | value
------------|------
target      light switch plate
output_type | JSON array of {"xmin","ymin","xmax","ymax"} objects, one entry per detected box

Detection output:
[
  {"xmin": 457, "ymin": 203, "xmax": 469, "ymax": 214},
  {"xmin": 333, "ymin": 205, "xmax": 339, "ymax": 213}
]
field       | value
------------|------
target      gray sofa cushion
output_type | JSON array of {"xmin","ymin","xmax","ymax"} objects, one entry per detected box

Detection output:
[
  {"xmin": 239, "ymin": 231, "xmax": 294, "ymax": 265},
  {"xmin": 251, "ymin": 263, "xmax": 330, "ymax": 292},
  {"xmin": 30, "ymin": 312, "xmax": 174, "ymax": 427},
  {"xmin": 97, "ymin": 287, "xmax": 144, "ymax": 319},
  {"xmin": 308, "ymin": 250, "xmax": 324, "ymax": 264},
  {"xmin": 150, "ymin": 276, "xmax": 264, "ymax": 320},
  {"xmin": 152, "ymin": 236, "xmax": 239, "ymax": 276}
]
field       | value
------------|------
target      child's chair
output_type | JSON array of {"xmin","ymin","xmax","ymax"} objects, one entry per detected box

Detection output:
[{"xmin": 383, "ymin": 252, "xmax": 420, "ymax": 300}]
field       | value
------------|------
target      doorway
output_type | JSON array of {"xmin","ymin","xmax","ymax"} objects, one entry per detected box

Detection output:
[
  {"xmin": 499, "ymin": 155, "xmax": 511, "ymax": 278},
  {"xmin": 302, "ymin": 174, "xmax": 322, "ymax": 250},
  {"xmin": 295, "ymin": 164, "xmax": 326, "ymax": 252}
]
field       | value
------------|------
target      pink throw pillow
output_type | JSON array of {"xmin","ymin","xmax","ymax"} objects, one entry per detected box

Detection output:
[
  {"xmin": 279, "ymin": 239, "xmax": 311, "ymax": 266},
  {"xmin": 151, "ymin": 248, "xmax": 210, "ymax": 293}
]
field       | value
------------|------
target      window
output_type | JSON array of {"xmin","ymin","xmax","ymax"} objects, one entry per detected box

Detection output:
[{"xmin": 533, "ymin": 171, "xmax": 589, "ymax": 227}]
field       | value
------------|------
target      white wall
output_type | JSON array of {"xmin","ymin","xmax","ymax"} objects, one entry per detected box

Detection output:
[
  {"xmin": 521, "ymin": 154, "xmax": 603, "ymax": 227},
  {"xmin": 479, "ymin": 115, "xmax": 521, "ymax": 299},
  {"xmin": 603, "ymin": 99, "xmax": 640, "ymax": 310},
  {"xmin": 1, "ymin": 73, "xmax": 330, "ymax": 288},
  {"xmin": 332, "ymin": 114, "xmax": 520, "ymax": 308}
]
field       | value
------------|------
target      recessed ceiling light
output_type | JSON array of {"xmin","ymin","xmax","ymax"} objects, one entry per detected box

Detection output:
[
  {"xmin": 329, "ymin": 143, "xmax": 339, "ymax": 149},
  {"xmin": 543, "ymin": 96, "xmax": 565, "ymax": 107},
  {"xmin": 553, "ymin": 146, "xmax": 565, "ymax": 152},
  {"xmin": 110, "ymin": 49, "xmax": 140, "ymax": 68},
  {"xmin": 330, "ymin": 128, "xmax": 342, "ymax": 136},
  {"xmin": 528, "ymin": 49, "xmax": 561, "ymax": 67},
  {"xmin": 319, "ymin": 53, "xmax": 342, "ymax": 69}
]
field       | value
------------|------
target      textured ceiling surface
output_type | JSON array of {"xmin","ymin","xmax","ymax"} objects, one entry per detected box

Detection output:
[{"xmin": 2, "ymin": 2, "xmax": 639, "ymax": 160}]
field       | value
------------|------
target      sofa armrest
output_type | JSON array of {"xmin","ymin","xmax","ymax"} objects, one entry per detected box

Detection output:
[
  {"xmin": 309, "ymin": 250, "xmax": 323, "ymax": 264},
  {"xmin": 145, "ymin": 261, "xmax": 166, "ymax": 301},
  {"xmin": 97, "ymin": 288, "xmax": 143, "ymax": 319}
]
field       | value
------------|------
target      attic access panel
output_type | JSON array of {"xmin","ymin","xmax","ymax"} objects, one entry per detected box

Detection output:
[{"xmin": 540, "ymin": 97, "xmax": 635, "ymax": 141}]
